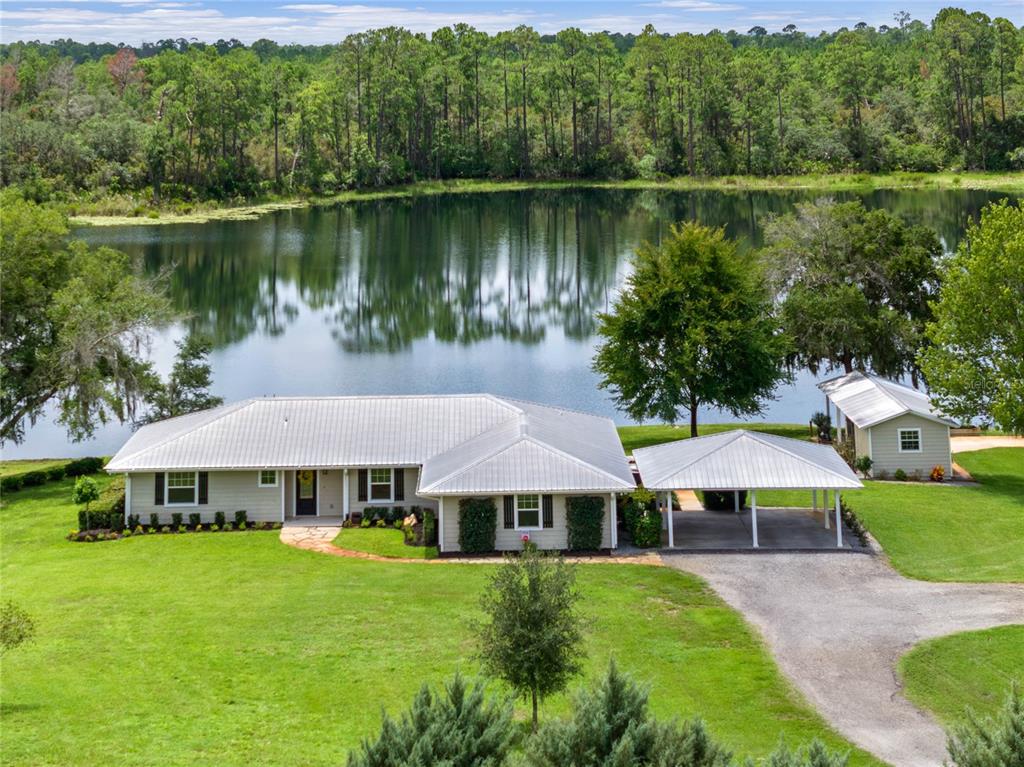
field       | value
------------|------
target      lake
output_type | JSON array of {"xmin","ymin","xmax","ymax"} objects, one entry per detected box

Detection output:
[{"xmin": 6, "ymin": 186, "xmax": 1012, "ymax": 458}]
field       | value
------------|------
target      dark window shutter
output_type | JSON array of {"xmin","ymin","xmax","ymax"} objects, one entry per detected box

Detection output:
[
  {"xmin": 394, "ymin": 469, "xmax": 404, "ymax": 501},
  {"xmin": 154, "ymin": 472, "xmax": 164, "ymax": 505},
  {"xmin": 503, "ymin": 495, "xmax": 514, "ymax": 529},
  {"xmin": 198, "ymin": 472, "xmax": 209, "ymax": 504},
  {"xmin": 358, "ymin": 470, "xmax": 367, "ymax": 502},
  {"xmin": 542, "ymin": 495, "xmax": 553, "ymax": 528}
]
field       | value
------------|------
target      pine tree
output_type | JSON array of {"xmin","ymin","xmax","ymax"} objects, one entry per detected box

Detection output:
[
  {"xmin": 947, "ymin": 684, "xmax": 1024, "ymax": 767},
  {"xmin": 138, "ymin": 334, "xmax": 223, "ymax": 425},
  {"xmin": 347, "ymin": 673, "xmax": 515, "ymax": 767}
]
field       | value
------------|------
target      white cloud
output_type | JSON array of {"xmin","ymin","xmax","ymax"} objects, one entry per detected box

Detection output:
[{"xmin": 641, "ymin": 0, "xmax": 743, "ymax": 10}]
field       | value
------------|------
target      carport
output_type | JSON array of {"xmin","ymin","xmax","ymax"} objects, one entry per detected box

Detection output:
[{"xmin": 632, "ymin": 430, "xmax": 863, "ymax": 550}]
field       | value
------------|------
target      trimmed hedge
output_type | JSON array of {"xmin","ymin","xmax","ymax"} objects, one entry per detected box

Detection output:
[
  {"xmin": 77, "ymin": 506, "xmax": 125, "ymax": 532},
  {"xmin": 566, "ymin": 495, "xmax": 604, "ymax": 551},
  {"xmin": 2, "ymin": 457, "xmax": 104, "ymax": 494},
  {"xmin": 622, "ymin": 488, "xmax": 661, "ymax": 548},
  {"xmin": 458, "ymin": 497, "xmax": 497, "ymax": 553},
  {"xmin": 699, "ymin": 490, "xmax": 747, "ymax": 511},
  {"xmin": 423, "ymin": 508, "xmax": 437, "ymax": 546}
]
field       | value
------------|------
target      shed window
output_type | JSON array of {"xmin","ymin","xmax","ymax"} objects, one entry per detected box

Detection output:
[
  {"xmin": 898, "ymin": 428, "xmax": 922, "ymax": 453},
  {"xmin": 515, "ymin": 494, "xmax": 541, "ymax": 529},
  {"xmin": 370, "ymin": 468, "xmax": 393, "ymax": 501},
  {"xmin": 166, "ymin": 471, "xmax": 197, "ymax": 505},
  {"xmin": 258, "ymin": 470, "xmax": 278, "ymax": 487}
]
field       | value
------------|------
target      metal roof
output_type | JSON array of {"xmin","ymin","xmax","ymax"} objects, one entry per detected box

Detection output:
[
  {"xmin": 106, "ymin": 394, "xmax": 635, "ymax": 495},
  {"xmin": 632, "ymin": 430, "xmax": 863, "ymax": 490},
  {"xmin": 818, "ymin": 372, "xmax": 956, "ymax": 429}
]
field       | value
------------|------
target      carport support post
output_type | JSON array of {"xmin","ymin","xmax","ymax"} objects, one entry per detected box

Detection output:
[
  {"xmin": 824, "ymin": 489, "xmax": 830, "ymax": 529},
  {"xmin": 751, "ymin": 490, "xmax": 759, "ymax": 548},
  {"xmin": 734, "ymin": 490, "xmax": 740, "ymax": 513},
  {"xmin": 666, "ymin": 491, "xmax": 674, "ymax": 548},
  {"xmin": 835, "ymin": 491, "xmax": 843, "ymax": 548},
  {"xmin": 812, "ymin": 489, "xmax": 817, "ymax": 511},
  {"xmin": 610, "ymin": 493, "xmax": 618, "ymax": 549}
]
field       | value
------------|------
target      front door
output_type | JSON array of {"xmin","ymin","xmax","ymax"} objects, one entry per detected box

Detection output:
[{"xmin": 296, "ymin": 469, "xmax": 317, "ymax": 516}]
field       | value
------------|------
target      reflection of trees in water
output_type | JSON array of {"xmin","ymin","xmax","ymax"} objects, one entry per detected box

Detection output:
[{"xmin": 121, "ymin": 188, "xmax": 1008, "ymax": 351}]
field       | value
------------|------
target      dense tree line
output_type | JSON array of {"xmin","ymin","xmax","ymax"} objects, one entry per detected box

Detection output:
[{"xmin": 1, "ymin": 10, "xmax": 1021, "ymax": 204}]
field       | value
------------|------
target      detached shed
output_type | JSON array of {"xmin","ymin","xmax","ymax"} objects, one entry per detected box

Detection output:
[{"xmin": 819, "ymin": 372, "xmax": 955, "ymax": 479}]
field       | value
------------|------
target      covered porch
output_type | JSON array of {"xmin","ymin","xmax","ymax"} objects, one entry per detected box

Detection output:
[{"xmin": 632, "ymin": 430, "xmax": 864, "ymax": 552}]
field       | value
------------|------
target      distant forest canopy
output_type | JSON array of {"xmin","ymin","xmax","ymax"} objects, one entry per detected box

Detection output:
[{"xmin": 0, "ymin": 9, "xmax": 1022, "ymax": 205}]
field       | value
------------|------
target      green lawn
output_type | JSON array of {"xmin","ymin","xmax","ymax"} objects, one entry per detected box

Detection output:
[
  {"xmin": 333, "ymin": 527, "xmax": 438, "ymax": 559},
  {"xmin": 899, "ymin": 625, "xmax": 1024, "ymax": 726},
  {"xmin": 0, "ymin": 459, "xmax": 69, "ymax": 477},
  {"xmin": 618, "ymin": 422, "xmax": 810, "ymax": 453},
  {"xmin": 0, "ymin": 476, "xmax": 880, "ymax": 767},
  {"xmin": 848, "ymin": 449, "xmax": 1024, "ymax": 582}
]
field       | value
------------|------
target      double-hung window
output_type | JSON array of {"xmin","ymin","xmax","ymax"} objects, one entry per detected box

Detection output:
[
  {"xmin": 370, "ymin": 468, "xmax": 393, "ymax": 501},
  {"xmin": 258, "ymin": 470, "xmax": 278, "ymax": 488},
  {"xmin": 166, "ymin": 471, "xmax": 198, "ymax": 505},
  {"xmin": 515, "ymin": 494, "xmax": 541, "ymax": 530},
  {"xmin": 898, "ymin": 428, "xmax": 922, "ymax": 453}
]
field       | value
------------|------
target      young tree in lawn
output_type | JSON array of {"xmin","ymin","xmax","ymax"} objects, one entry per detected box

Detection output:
[
  {"xmin": 476, "ymin": 544, "xmax": 585, "ymax": 733},
  {"xmin": 593, "ymin": 222, "xmax": 788, "ymax": 437},
  {"xmin": 762, "ymin": 197, "xmax": 941, "ymax": 383},
  {"xmin": 72, "ymin": 476, "xmax": 100, "ymax": 528},
  {"xmin": 0, "ymin": 192, "xmax": 174, "ymax": 444},
  {"xmin": 138, "ymin": 334, "xmax": 224, "ymax": 426},
  {"xmin": 0, "ymin": 602, "xmax": 36, "ymax": 656},
  {"xmin": 347, "ymin": 673, "xmax": 515, "ymax": 767},
  {"xmin": 920, "ymin": 199, "xmax": 1024, "ymax": 433}
]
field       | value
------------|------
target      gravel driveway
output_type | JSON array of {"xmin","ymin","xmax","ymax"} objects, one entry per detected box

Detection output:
[{"xmin": 664, "ymin": 553, "xmax": 1024, "ymax": 767}]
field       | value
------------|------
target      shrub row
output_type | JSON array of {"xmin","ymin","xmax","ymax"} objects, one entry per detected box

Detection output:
[
  {"xmin": 69, "ymin": 519, "xmax": 282, "ymax": 542},
  {"xmin": 565, "ymin": 496, "xmax": 605, "ymax": 551},
  {"xmin": 2, "ymin": 457, "xmax": 104, "ymax": 493},
  {"xmin": 698, "ymin": 490, "xmax": 747, "ymax": 511},
  {"xmin": 622, "ymin": 488, "xmax": 661, "ymax": 548}
]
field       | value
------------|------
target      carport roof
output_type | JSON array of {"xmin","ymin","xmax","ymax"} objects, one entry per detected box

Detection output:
[{"xmin": 632, "ymin": 430, "xmax": 863, "ymax": 490}]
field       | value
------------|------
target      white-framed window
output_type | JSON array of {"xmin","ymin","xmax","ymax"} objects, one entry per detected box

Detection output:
[
  {"xmin": 515, "ymin": 494, "xmax": 541, "ymax": 530},
  {"xmin": 166, "ymin": 471, "xmax": 198, "ymax": 506},
  {"xmin": 898, "ymin": 428, "xmax": 922, "ymax": 453},
  {"xmin": 369, "ymin": 468, "xmax": 393, "ymax": 502},
  {"xmin": 258, "ymin": 469, "xmax": 278, "ymax": 488}
]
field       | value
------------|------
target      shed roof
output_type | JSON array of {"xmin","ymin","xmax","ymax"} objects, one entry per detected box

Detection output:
[
  {"xmin": 106, "ymin": 394, "xmax": 635, "ymax": 495},
  {"xmin": 632, "ymin": 430, "xmax": 863, "ymax": 490},
  {"xmin": 818, "ymin": 372, "xmax": 956, "ymax": 429}
]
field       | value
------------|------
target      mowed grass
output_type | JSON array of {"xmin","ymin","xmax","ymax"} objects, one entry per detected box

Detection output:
[
  {"xmin": 849, "ymin": 449, "xmax": 1024, "ymax": 582},
  {"xmin": 0, "ymin": 477, "xmax": 881, "ymax": 767},
  {"xmin": 0, "ymin": 459, "xmax": 69, "ymax": 477},
  {"xmin": 333, "ymin": 527, "xmax": 438, "ymax": 559},
  {"xmin": 618, "ymin": 423, "xmax": 810, "ymax": 453},
  {"xmin": 899, "ymin": 625, "xmax": 1024, "ymax": 725}
]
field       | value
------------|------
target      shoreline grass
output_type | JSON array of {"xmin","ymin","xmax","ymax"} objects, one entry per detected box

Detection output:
[{"xmin": 69, "ymin": 171, "xmax": 1024, "ymax": 227}]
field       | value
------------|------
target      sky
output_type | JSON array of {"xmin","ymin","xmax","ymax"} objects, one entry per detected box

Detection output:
[{"xmin": 0, "ymin": 0, "xmax": 1021, "ymax": 46}]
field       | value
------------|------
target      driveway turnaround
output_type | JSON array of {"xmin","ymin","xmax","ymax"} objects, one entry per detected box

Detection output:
[{"xmin": 665, "ymin": 553, "xmax": 1024, "ymax": 767}]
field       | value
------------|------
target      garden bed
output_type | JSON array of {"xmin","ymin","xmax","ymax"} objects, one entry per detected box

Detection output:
[{"xmin": 69, "ymin": 520, "xmax": 283, "ymax": 542}]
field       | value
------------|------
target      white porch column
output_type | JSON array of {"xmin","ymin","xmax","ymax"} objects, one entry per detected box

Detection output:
[
  {"xmin": 824, "ymin": 489, "xmax": 830, "ymax": 529},
  {"xmin": 280, "ymin": 471, "xmax": 285, "ymax": 522},
  {"xmin": 438, "ymin": 497, "xmax": 445, "ymax": 554},
  {"xmin": 666, "ymin": 491, "xmax": 674, "ymax": 549},
  {"xmin": 834, "ymin": 491, "xmax": 843, "ymax": 548},
  {"xmin": 124, "ymin": 474, "xmax": 132, "ymax": 525},
  {"xmin": 734, "ymin": 490, "xmax": 740, "ymax": 514},
  {"xmin": 342, "ymin": 469, "xmax": 350, "ymax": 520},
  {"xmin": 751, "ymin": 489, "xmax": 759, "ymax": 548},
  {"xmin": 609, "ymin": 493, "xmax": 618, "ymax": 549},
  {"xmin": 316, "ymin": 471, "xmax": 321, "ymax": 517}
]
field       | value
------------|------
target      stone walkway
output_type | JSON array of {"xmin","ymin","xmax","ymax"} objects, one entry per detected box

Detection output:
[
  {"xmin": 665, "ymin": 552, "xmax": 1024, "ymax": 767},
  {"xmin": 278, "ymin": 520, "xmax": 663, "ymax": 565}
]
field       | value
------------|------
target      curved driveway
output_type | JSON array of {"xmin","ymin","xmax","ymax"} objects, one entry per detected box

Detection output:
[{"xmin": 665, "ymin": 552, "xmax": 1024, "ymax": 767}]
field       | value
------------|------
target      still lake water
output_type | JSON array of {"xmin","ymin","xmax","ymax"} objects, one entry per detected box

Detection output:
[{"xmin": 7, "ymin": 187, "xmax": 1013, "ymax": 458}]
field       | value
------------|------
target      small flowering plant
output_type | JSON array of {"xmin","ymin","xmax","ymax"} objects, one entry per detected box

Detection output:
[
  {"xmin": 520, "ymin": 533, "xmax": 530, "ymax": 543},
  {"xmin": 930, "ymin": 465, "xmax": 945, "ymax": 482}
]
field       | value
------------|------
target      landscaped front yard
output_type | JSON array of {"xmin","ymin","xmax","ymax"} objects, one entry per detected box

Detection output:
[
  {"xmin": 332, "ymin": 527, "xmax": 438, "ymax": 559},
  {"xmin": 900, "ymin": 625, "xmax": 1024, "ymax": 725},
  {"xmin": 0, "ymin": 475, "xmax": 880, "ymax": 767}
]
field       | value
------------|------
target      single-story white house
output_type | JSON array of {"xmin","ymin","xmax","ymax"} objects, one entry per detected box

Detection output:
[
  {"xmin": 105, "ymin": 394, "xmax": 636, "ymax": 553},
  {"xmin": 818, "ymin": 372, "xmax": 956, "ymax": 478}
]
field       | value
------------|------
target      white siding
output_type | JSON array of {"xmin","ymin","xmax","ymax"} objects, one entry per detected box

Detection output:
[
  {"xmin": 868, "ymin": 414, "xmax": 951, "ymax": 478},
  {"xmin": 853, "ymin": 424, "xmax": 870, "ymax": 459},
  {"xmin": 441, "ymin": 494, "xmax": 612, "ymax": 553},
  {"xmin": 129, "ymin": 471, "xmax": 283, "ymax": 523}
]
